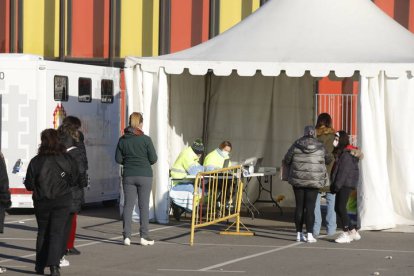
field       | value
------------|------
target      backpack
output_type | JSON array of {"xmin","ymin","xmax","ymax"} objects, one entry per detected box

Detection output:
[{"xmin": 36, "ymin": 155, "xmax": 72, "ymax": 200}]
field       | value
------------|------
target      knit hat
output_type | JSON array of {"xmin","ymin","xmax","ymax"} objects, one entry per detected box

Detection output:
[
  {"xmin": 304, "ymin": 125, "xmax": 316, "ymax": 138},
  {"xmin": 191, "ymin": 138, "xmax": 204, "ymax": 155}
]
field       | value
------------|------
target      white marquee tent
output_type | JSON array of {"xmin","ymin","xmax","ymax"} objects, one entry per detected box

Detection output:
[{"xmin": 124, "ymin": 0, "xmax": 414, "ymax": 230}]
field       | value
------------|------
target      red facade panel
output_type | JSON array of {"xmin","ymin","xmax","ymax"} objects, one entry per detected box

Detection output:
[
  {"xmin": 0, "ymin": 0, "xmax": 10, "ymax": 52},
  {"xmin": 170, "ymin": 0, "xmax": 209, "ymax": 53},
  {"xmin": 70, "ymin": 0, "xmax": 109, "ymax": 58}
]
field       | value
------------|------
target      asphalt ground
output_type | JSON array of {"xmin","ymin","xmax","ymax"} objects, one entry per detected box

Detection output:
[{"xmin": 1, "ymin": 205, "xmax": 414, "ymax": 276}]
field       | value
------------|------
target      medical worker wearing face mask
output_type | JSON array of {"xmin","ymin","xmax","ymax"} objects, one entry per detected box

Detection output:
[{"xmin": 203, "ymin": 141, "xmax": 232, "ymax": 171}]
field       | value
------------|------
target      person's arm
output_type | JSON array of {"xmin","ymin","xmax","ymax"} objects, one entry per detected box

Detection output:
[
  {"xmin": 115, "ymin": 139, "xmax": 124, "ymax": 165},
  {"xmin": 24, "ymin": 160, "xmax": 35, "ymax": 191},
  {"xmin": 283, "ymin": 143, "xmax": 296, "ymax": 165},
  {"xmin": 187, "ymin": 163, "xmax": 204, "ymax": 175}
]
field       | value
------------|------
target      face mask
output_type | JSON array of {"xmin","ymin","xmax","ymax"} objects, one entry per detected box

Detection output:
[
  {"xmin": 222, "ymin": 150, "xmax": 230, "ymax": 158},
  {"xmin": 333, "ymin": 140, "xmax": 339, "ymax": 147}
]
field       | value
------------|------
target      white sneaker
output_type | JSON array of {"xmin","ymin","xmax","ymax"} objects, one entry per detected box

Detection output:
[
  {"xmin": 307, "ymin": 233, "xmax": 317, "ymax": 243},
  {"xmin": 335, "ymin": 232, "xmax": 352, "ymax": 243},
  {"xmin": 296, "ymin": 232, "xmax": 307, "ymax": 242},
  {"xmin": 124, "ymin": 237, "xmax": 131, "ymax": 246},
  {"xmin": 0, "ymin": 267, "xmax": 7, "ymax": 273},
  {"xmin": 140, "ymin": 237, "xmax": 154, "ymax": 246},
  {"xmin": 350, "ymin": 229, "xmax": 361, "ymax": 241},
  {"xmin": 59, "ymin": 256, "xmax": 70, "ymax": 267}
]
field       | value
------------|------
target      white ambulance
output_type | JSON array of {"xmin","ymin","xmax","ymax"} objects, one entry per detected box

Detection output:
[{"xmin": 0, "ymin": 54, "xmax": 121, "ymax": 208}]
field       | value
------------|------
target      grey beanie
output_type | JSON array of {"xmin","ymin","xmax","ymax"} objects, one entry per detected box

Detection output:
[
  {"xmin": 304, "ymin": 125, "xmax": 316, "ymax": 138},
  {"xmin": 191, "ymin": 138, "xmax": 204, "ymax": 154}
]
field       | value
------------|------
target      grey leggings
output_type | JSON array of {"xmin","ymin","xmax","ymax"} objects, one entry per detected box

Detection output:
[{"xmin": 122, "ymin": 176, "xmax": 153, "ymax": 239}]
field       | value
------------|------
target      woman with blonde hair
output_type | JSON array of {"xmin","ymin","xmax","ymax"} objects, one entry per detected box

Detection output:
[{"xmin": 115, "ymin": 112, "xmax": 158, "ymax": 246}]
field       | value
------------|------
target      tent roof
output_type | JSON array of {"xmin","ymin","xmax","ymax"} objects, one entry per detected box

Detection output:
[{"xmin": 125, "ymin": 0, "xmax": 414, "ymax": 77}]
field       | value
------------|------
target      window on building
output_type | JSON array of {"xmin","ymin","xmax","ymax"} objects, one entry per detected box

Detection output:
[
  {"xmin": 54, "ymin": 75, "xmax": 69, "ymax": 101},
  {"xmin": 101, "ymin": 79, "xmax": 113, "ymax": 103},
  {"xmin": 78, "ymin": 77, "xmax": 92, "ymax": 102}
]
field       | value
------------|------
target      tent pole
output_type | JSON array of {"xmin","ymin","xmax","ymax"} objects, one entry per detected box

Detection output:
[{"xmin": 202, "ymin": 71, "xmax": 212, "ymax": 156}]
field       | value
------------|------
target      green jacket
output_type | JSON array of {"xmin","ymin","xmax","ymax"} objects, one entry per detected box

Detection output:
[
  {"xmin": 316, "ymin": 126, "xmax": 335, "ymax": 192},
  {"xmin": 115, "ymin": 127, "xmax": 157, "ymax": 177}
]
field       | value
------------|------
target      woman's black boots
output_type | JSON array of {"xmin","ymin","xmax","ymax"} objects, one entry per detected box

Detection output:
[{"xmin": 50, "ymin": 265, "xmax": 60, "ymax": 276}]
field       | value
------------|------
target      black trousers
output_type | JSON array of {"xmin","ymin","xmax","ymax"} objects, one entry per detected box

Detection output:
[
  {"xmin": 0, "ymin": 206, "xmax": 5, "ymax": 233},
  {"xmin": 34, "ymin": 193, "xmax": 72, "ymax": 269},
  {"xmin": 334, "ymin": 186, "xmax": 354, "ymax": 231},
  {"xmin": 61, "ymin": 212, "xmax": 75, "ymax": 258},
  {"xmin": 293, "ymin": 187, "xmax": 319, "ymax": 233}
]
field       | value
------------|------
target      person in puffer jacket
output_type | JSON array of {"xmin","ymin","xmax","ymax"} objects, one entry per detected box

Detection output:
[
  {"xmin": 283, "ymin": 125, "xmax": 332, "ymax": 243},
  {"xmin": 331, "ymin": 131, "xmax": 363, "ymax": 244}
]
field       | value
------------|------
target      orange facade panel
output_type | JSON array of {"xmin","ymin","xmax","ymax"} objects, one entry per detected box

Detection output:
[
  {"xmin": 70, "ymin": 0, "xmax": 109, "ymax": 58},
  {"xmin": 170, "ymin": 0, "xmax": 209, "ymax": 53}
]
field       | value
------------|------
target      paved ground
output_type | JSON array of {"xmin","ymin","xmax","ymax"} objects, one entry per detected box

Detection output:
[{"xmin": 1, "ymin": 205, "xmax": 414, "ymax": 276}]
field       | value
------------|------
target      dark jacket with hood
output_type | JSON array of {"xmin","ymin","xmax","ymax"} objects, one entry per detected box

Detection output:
[
  {"xmin": 60, "ymin": 132, "xmax": 88, "ymax": 213},
  {"xmin": 115, "ymin": 127, "xmax": 158, "ymax": 177},
  {"xmin": 284, "ymin": 136, "xmax": 332, "ymax": 189},
  {"xmin": 316, "ymin": 126, "xmax": 336, "ymax": 192},
  {"xmin": 24, "ymin": 153, "xmax": 79, "ymax": 201},
  {"xmin": 0, "ymin": 152, "xmax": 10, "ymax": 233},
  {"xmin": 330, "ymin": 145, "xmax": 363, "ymax": 193}
]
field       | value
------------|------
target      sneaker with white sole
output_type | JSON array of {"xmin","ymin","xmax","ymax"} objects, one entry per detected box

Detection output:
[
  {"xmin": 296, "ymin": 232, "xmax": 307, "ymax": 242},
  {"xmin": 0, "ymin": 266, "xmax": 7, "ymax": 273},
  {"xmin": 124, "ymin": 237, "xmax": 131, "ymax": 246},
  {"xmin": 59, "ymin": 256, "xmax": 70, "ymax": 267},
  {"xmin": 350, "ymin": 229, "xmax": 361, "ymax": 241},
  {"xmin": 335, "ymin": 231, "xmax": 352, "ymax": 243},
  {"xmin": 307, "ymin": 233, "xmax": 317, "ymax": 243},
  {"xmin": 140, "ymin": 237, "xmax": 154, "ymax": 246}
]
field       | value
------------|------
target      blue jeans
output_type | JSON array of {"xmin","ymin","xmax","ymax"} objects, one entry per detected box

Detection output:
[{"xmin": 313, "ymin": 192, "xmax": 337, "ymax": 236}]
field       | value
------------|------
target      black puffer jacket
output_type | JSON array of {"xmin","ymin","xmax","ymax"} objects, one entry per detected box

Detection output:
[
  {"xmin": 24, "ymin": 154, "xmax": 79, "ymax": 201},
  {"xmin": 330, "ymin": 145, "xmax": 362, "ymax": 193},
  {"xmin": 284, "ymin": 136, "xmax": 332, "ymax": 189}
]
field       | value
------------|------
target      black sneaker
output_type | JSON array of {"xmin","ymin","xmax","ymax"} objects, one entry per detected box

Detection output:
[
  {"xmin": 66, "ymin": 247, "xmax": 81, "ymax": 255},
  {"xmin": 172, "ymin": 203, "xmax": 183, "ymax": 221}
]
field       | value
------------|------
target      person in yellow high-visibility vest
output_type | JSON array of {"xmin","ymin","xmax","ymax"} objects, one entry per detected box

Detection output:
[
  {"xmin": 203, "ymin": 141, "xmax": 232, "ymax": 211},
  {"xmin": 169, "ymin": 139, "xmax": 205, "ymax": 221},
  {"xmin": 203, "ymin": 141, "xmax": 232, "ymax": 171}
]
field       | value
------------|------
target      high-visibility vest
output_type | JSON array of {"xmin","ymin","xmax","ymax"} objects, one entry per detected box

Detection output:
[
  {"xmin": 170, "ymin": 147, "xmax": 200, "ymax": 180},
  {"xmin": 203, "ymin": 148, "xmax": 230, "ymax": 171}
]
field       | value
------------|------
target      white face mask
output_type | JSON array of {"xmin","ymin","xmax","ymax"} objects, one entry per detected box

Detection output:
[
  {"xmin": 222, "ymin": 150, "xmax": 230, "ymax": 158},
  {"xmin": 333, "ymin": 140, "xmax": 339, "ymax": 148}
]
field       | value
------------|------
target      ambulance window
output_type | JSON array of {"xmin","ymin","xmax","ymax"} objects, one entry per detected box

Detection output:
[
  {"xmin": 78, "ymin": 78, "xmax": 92, "ymax": 103},
  {"xmin": 101, "ymin": 79, "xmax": 113, "ymax": 103},
  {"xmin": 54, "ymin": 75, "xmax": 68, "ymax": 101}
]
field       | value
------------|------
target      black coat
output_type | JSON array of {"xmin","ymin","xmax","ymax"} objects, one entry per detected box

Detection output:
[
  {"xmin": 67, "ymin": 147, "xmax": 88, "ymax": 213},
  {"xmin": 330, "ymin": 147, "xmax": 361, "ymax": 193},
  {"xmin": 24, "ymin": 153, "xmax": 79, "ymax": 201},
  {"xmin": 0, "ymin": 152, "xmax": 10, "ymax": 233},
  {"xmin": 0, "ymin": 152, "xmax": 10, "ymax": 208}
]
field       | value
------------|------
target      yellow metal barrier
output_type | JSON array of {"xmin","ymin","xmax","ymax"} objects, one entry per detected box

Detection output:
[{"xmin": 190, "ymin": 165, "xmax": 254, "ymax": 246}]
